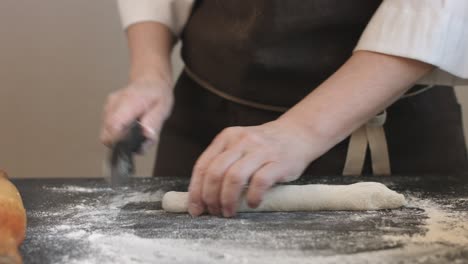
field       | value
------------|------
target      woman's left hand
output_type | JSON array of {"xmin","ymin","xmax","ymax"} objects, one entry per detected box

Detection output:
[
  {"xmin": 187, "ymin": 51, "xmax": 434, "ymax": 218},
  {"xmin": 187, "ymin": 119, "xmax": 318, "ymax": 218}
]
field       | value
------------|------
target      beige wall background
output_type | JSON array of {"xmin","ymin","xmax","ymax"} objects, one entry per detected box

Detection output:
[{"xmin": 1, "ymin": 1, "xmax": 467, "ymax": 178}]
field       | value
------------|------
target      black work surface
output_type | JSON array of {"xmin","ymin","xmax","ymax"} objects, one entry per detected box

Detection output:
[{"xmin": 14, "ymin": 175, "xmax": 468, "ymax": 264}]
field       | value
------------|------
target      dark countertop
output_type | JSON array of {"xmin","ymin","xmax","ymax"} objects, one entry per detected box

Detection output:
[{"xmin": 14, "ymin": 175, "xmax": 468, "ymax": 264}]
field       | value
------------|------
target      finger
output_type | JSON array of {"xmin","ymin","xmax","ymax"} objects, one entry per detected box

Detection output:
[
  {"xmin": 100, "ymin": 93, "xmax": 120, "ymax": 146},
  {"xmin": 188, "ymin": 128, "xmax": 237, "ymax": 216},
  {"xmin": 104, "ymin": 93, "xmax": 149, "ymax": 144},
  {"xmin": 100, "ymin": 128, "xmax": 113, "ymax": 147},
  {"xmin": 103, "ymin": 92, "xmax": 120, "ymax": 120},
  {"xmin": 139, "ymin": 102, "xmax": 171, "ymax": 141},
  {"xmin": 187, "ymin": 169, "xmax": 206, "ymax": 217},
  {"xmin": 195, "ymin": 128, "xmax": 238, "ymax": 168},
  {"xmin": 220, "ymin": 152, "xmax": 267, "ymax": 218},
  {"xmin": 246, "ymin": 162, "xmax": 285, "ymax": 209},
  {"xmin": 202, "ymin": 149, "xmax": 244, "ymax": 216}
]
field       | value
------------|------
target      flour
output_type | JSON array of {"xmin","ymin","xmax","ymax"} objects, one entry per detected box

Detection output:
[
  {"xmin": 27, "ymin": 183, "xmax": 468, "ymax": 264},
  {"xmin": 46, "ymin": 186, "xmax": 113, "ymax": 193},
  {"xmin": 54, "ymin": 225, "xmax": 72, "ymax": 230},
  {"xmin": 63, "ymin": 230, "xmax": 468, "ymax": 264},
  {"xmin": 35, "ymin": 186, "xmax": 166, "ymax": 242},
  {"xmin": 67, "ymin": 234, "xmax": 252, "ymax": 264},
  {"xmin": 108, "ymin": 190, "xmax": 165, "ymax": 209},
  {"xmin": 383, "ymin": 196, "xmax": 468, "ymax": 246},
  {"xmin": 62, "ymin": 233, "xmax": 395, "ymax": 264},
  {"xmin": 64, "ymin": 230, "xmax": 88, "ymax": 239}
]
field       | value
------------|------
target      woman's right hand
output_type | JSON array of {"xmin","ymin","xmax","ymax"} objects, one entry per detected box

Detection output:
[
  {"xmin": 100, "ymin": 75, "xmax": 174, "ymax": 148},
  {"xmin": 101, "ymin": 21, "xmax": 175, "ymax": 148}
]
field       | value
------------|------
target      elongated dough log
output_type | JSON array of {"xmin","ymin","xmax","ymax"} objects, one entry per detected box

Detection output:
[{"xmin": 162, "ymin": 182, "xmax": 406, "ymax": 213}]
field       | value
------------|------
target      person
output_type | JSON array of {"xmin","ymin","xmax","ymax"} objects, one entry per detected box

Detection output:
[{"xmin": 101, "ymin": 0, "xmax": 468, "ymax": 218}]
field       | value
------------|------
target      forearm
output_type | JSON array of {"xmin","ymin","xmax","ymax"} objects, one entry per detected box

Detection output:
[
  {"xmin": 100, "ymin": 22, "xmax": 176, "ymax": 143},
  {"xmin": 280, "ymin": 51, "xmax": 434, "ymax": 158},
  {"xmin": 126, "ymin": 22, "xmax": 175, "ymax": 84}
]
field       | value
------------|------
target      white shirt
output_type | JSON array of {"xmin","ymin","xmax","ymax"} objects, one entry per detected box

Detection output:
[{"xmin": 117, "ymin": 0, "xmax": 468, "ymax": 86}]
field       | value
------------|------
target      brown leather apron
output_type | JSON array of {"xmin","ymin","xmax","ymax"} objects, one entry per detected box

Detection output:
[{"xmin": 153, "ymin": 0, "xmax": 468, "ymax": 177}]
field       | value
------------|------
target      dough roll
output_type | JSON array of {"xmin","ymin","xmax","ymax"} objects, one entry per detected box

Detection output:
[{"xmin": 162, "ymin": 182, "xmax": 406, "ymax": 213}]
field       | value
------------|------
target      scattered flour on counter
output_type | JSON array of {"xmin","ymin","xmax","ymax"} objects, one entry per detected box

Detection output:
[
  {"xmin": 37, "ymin": 187, "xmax": 166, "ymax": 241},
  {"xmin": 54, "ymin": 225, "xmax": 72, "ymax": 231},
  {"xmin": 46, "ymin": 186, "xmax": 113, "ymax": 193},
  {"xmin": 31, "ymin": 184, "xmax": 468, "ymax": 264},
  {"xmin": 61, "ymin": 230, "xmax": 468, "ymax": 264},
  {"xmin": 60, "ymin": 233, "xmax": 390, "ymax": 264},
  {"xmin": 108, "ymin": 190, "xmax": 165, "ymax": 209},
  {"xmin": 64, "ymin": 230, "xmax": 88, "ymax": 239},
  {"xmin": 383, "ymin": 196, "xmax": 468, "ymax": 246},
  {"xmin": 54, "ymin": 197, "xmax": 468, "ymax": 264},
  {"xmin": 66, "ymin": 234, "xmax": 250, "ymax": 264}
]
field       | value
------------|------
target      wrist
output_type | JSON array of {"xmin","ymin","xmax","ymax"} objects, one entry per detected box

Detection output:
[
  {"xmin": 275, "ymin": 115, "xmax": 334, "ymax": 162},
  {"xmin": 129, "ymin": 64, "xmax": 173, "ymax": 87}
]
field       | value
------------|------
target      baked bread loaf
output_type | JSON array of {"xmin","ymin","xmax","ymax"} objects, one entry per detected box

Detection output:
[{"xmin": 0, "ymin": 171, "xmax": 26, "ymax": 264}]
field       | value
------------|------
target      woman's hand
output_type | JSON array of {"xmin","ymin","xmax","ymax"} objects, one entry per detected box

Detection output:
[
  {"xmin": 101, "ymin": 22, "xmax": 175, "ymax": 147},
  {"xmin": 187, "ymin": 51, "xmax": 433, "ymax": 219},
  {"xmin": 188, "ymin": 119, "xmax": 320, "ymax": 218},
  {"xmin": 100, "ymin": 76, "xmax": 173, "ymax": 147}
]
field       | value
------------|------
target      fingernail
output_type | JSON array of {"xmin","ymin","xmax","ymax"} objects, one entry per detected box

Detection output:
[
  {"xmin": 222, "ymin": 208, "xmax": 234, "ymax": 218},
  {"xmin": 140, "ymin": 123, "xmax": 156, "ymax": 138},
  {"xmin": 207, "ymin": 206, "xmax": 220, "ymax": 216},
  {"xmin": 248, "ymin": 200, "xmax": 261, "ymax": 209},
  {"xmin": 189, "ymin": 203, "xmax": 203, "ymax": 217}
]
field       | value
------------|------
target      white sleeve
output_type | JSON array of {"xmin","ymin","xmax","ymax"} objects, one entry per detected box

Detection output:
[
  {"xmin": 355, "ymin": 0, "xmax": 468, "ymax": 86},
  {"xmin": 117, "ymin": 0, "xmax": 194, "ymax": 36}
]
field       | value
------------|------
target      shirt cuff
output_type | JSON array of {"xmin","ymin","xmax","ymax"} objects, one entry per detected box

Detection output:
[
  {"xmin": 117, "ymin": 0, "xmax": 194, "ymax": 36},
  {"xmin": 355, "ymin": 0, "xmax": 468, "ymax": 85}
]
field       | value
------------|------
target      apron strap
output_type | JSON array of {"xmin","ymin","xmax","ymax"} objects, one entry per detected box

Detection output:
[
  {"xmin": 342, "ymin": 126, "xmax": 368, "ymax": 176},
  {"xmin": 367, "ymin": 112, "xmax": 391, "ymax": 175},
  {"xmin": 184, "ymin": 67, "xmax": 288, "ymax": 113},
  {"xmin": 343, "ymin": 111, "xmax": 391, "ymax": 176}
]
